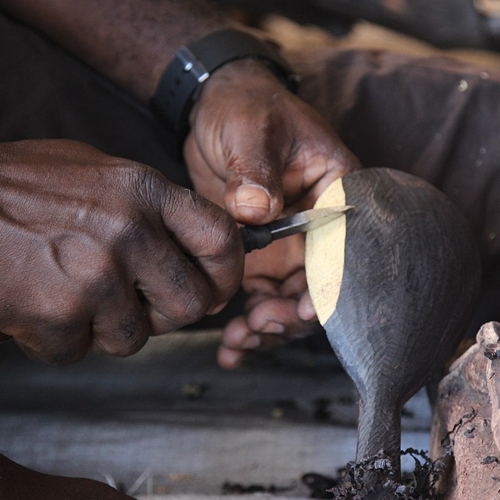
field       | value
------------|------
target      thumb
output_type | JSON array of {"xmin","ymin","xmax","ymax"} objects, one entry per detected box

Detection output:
[{"xmin": 224, "ymin": 146, "xmax": 285, "ymax": 225}]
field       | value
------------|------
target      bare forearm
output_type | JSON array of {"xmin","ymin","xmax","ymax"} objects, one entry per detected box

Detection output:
[{"xmin": 0, "ymin": 0, "xmax": 229, "ymax": 101}]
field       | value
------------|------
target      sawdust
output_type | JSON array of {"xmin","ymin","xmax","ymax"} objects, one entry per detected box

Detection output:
[
  {"xmin": 301, "ymin": 409, "xmax": 481, "ymax": 500},
  {"xmin": 326, "ymin": 448, "xmax": 448, "ymax": 500}
]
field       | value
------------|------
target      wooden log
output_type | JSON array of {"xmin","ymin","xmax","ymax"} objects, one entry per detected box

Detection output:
[{"xmin": 430, "ymin": 322, "xmax": 500, "ymax": 499}]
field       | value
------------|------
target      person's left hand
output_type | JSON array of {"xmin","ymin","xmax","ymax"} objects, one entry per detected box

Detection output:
[{"xmin": 183, "ymin": 59, "xmax": 361, "ymax": 369}]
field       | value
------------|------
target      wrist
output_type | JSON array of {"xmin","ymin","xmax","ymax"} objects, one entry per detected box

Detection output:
[
  {"xmin": 189, "ymin": 58, "xmax": 289, "ymax": 122},
  {"xmin": 151, "ymin": 29, "xmax": 299, "ymax": 142},
  {"xmin": 202, "ymin": 57, "xmax": 284, "ymax": 86}
]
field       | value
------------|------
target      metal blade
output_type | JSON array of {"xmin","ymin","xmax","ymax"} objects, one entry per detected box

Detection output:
[{"xmin": 266, "ymin": 206, "xmax": 354, "ymax": 240}]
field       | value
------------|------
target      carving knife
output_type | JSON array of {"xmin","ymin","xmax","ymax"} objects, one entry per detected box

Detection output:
[{"xmin": 240, "ymin": 206, "xmax": 353, "ymax": 253}]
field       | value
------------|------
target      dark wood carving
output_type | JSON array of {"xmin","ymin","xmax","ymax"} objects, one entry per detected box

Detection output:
[{"xmin": 309, "ymin": 168, "xmax": 481, "ymax": 475}]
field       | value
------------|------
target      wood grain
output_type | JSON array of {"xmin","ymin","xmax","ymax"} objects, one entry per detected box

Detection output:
[{"xmin": 306, "ymin": 168, "xmax": 481, "ymax": 471}]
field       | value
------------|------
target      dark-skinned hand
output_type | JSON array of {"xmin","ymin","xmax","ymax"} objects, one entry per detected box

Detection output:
[
  {"xmin": 0, "ymin": 139, "xmax": 243, "ymax": 364},
  {"xmin": 183, "ymin": 60, "xmax": 362, "ymax": 369},
  {"xmin": 0, "ymin": 454, "xmax": 133, "ymax": 500}
]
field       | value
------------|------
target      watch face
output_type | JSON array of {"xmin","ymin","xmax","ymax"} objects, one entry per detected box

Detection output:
[{"xmin": 475, "ymin": 0, "xmax": 500, "ymax": 17}]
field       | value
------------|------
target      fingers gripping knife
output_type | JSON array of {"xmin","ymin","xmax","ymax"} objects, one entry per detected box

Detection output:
[{"xmin": 305, "ymin": 169, "xmax": 481, "ymax": 487}]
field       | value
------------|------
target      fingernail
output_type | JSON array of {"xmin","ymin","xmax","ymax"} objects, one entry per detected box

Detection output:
[
  {"xmin": 235, "ymin": 185, "xmax": 271, "ymax": 212},
  {"xmin": 242, "ymin": 335, "xmax": 261, "ymax": 349},
  {"xmin": 262, "ymin": 321, "xmax": 285, "ymax": 334},
  {"xmin": 218, "ymin": 348, "xmax": 243, "ymax": 370},
  {"xmin": 299, "ymin": 301, "xmax": 317, "ymax": 321},
  {"xmin": 208, "ymin": 301, "xmax": 228, "ymax": 315}
]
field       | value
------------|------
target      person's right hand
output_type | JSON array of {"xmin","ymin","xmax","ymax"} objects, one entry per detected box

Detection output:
[{"xmin": 0, "ymin": 139, "xmax": 243, "ymax": 364}]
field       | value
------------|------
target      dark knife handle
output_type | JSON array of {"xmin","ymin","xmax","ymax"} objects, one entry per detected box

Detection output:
[{"xmin": 239, "ymin": 226, "xmax": 273, "ymax": 253}]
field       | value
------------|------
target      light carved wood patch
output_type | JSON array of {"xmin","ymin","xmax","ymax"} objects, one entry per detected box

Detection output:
[{"xmin": 305, "ymin": 177, "xmax": 347, "ymax": 326}]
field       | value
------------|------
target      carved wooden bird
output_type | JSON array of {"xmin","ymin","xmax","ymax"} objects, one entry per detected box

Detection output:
[{"xmin": 305, "ymin": 168, "xmax": 481, "ymax": 478}]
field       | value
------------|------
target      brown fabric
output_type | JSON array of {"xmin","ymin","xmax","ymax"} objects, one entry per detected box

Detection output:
[
  {"xmin": 292, "ymin": 48, "xmax": 500, "ymax": 261},
  {"xmin": 290, "ymin": 48, "xmax": 500, "ymax": 330}
]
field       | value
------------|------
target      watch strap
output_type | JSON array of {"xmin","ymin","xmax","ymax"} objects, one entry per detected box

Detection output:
[{"xmin": 151, "ymin": 29, "xmax": 299, "ymax": 136}]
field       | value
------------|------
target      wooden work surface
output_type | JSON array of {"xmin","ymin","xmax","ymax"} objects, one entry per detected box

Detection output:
[{"xmin": 0, "ymin": 331, "xmax": 431, "ymax": 498}]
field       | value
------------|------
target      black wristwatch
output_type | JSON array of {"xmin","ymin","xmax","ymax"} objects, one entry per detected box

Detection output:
[{"xmin": 151, "ymin": 29, "xmax": 299, "ymax": 140}]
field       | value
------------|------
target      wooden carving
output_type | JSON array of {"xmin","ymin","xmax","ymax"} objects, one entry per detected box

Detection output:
[{"xmin": 305, "ymin": 168, "xmax": 481, "ymax": 475}]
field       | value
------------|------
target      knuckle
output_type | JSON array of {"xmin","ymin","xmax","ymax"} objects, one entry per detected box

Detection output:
[
  {"xmin": 124, "ymin": 165, "xmax": 189, "ymax": 223},
  {"xmin": 108, "ymin": 212, "xmax": 149, "ymax": 250},
  {"xmin": 32, "ymin": 297, "xmax": 87, "ymax": 333},
  {"xmin": 59, "ymin": 299, "xmax": 91, "ymax": 323},
  {"xmin": 48, "ymin": 347, "xmax": 86, "ymax": 365},
  {"xmin": 107, "ymin": 340, "xmax": 143, "ymax": 358},
  {"xmin": 184, "ymin": 288, "xmax": 212, "ymax": 321},
  {"xmin": 114, "ymin": 158, "xmax": 151, "ymax": 182},
  {"xmin": 206, "ymin": 209, "xmax": 240, "ymax": 257},
  {"xmin": 226, "ymin": 160, "xmax": 280, "ymax": 199},
  {"xmin": 160, "ymin": 185, "xmax": 191, "ymax": 220},
  {"xmin": 167, "ymin": 286, "xmax": 212, "ymax": 325},
  {"xmin": 98, "ymin": 313, "xmax": 149, "ymax": 358},
  {"xmin": 228, "ymin": 155, "xmax": 274, "ymax": 177},
  {"xmin": 165, "ymin": 255, "xmax": 194, "ymax": 290},
  {"xmin": 18, "ymin": 322, "xmax": 89, "ymax": 366},
  {"xmin": 113, "ymin": 162, "xmax": 172, "ymax": 226},
  {"xmin": 124, "ymin": 162, "xmax": 171, "ymax": 208},
  {"xmin": 130, "ymin": 163, "xmax": 159, "ymax": 195},
  {"xmin": 86, "ymin": 161, "xmax": 162, "ymax": 243}
]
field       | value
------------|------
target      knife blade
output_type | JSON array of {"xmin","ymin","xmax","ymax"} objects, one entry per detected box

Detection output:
[{"xmin": 240, "ymin": 206, "xmax": 354, "ymax": 253}]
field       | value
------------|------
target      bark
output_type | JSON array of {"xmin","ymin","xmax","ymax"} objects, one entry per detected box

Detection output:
[{"xmin": 431, "ymin": 321, "xmax": 500, "ymax": 499}]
